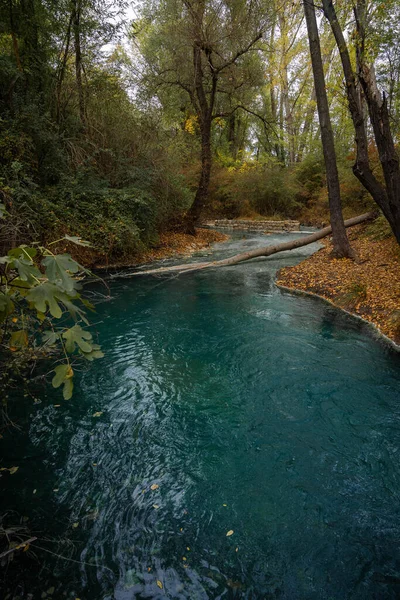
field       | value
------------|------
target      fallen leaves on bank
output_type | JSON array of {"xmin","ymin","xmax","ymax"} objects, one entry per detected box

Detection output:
[
  {"xmin": 276, "ymin": 226, "xmax": 400, "ymax": 345},
  {"xmin": 136, "ymin": 228, "xmax": 229, "ymax": 265}
]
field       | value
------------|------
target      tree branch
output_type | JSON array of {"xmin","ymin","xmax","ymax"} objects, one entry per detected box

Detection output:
[{"xmin": 215, "ymin": 31, "xmax": 264, "ymax": 73}]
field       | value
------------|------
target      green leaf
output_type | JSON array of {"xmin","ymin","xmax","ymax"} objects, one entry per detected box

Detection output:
[
  {"xmin": 5, "ymin": 248, "xmax": 41, "ymax": 283},
  {"xmin": 42, "ymin": 330, "xmax": 59, "ymax": 345},
  {"xmin": 62, "ymin": 325, "xmax": 92, "ymax": 353},
  {"xmin": 0, "ymin": 203, "xmax": 6, "ymax": 218},
  {"xmin": 9, "ymin": 278, "xmax": 31, "ymax": 296},
  {"xmin": 26, "ymin": 282, "xmax": 73, "ymax": 318},
  {"xmin": 8, "ymin": 246, "xmax": 37, "ymax": 260},
  {"xmin": 64, "ymin": 234, "xmax": 91, "ymax": 247},
  {"xmin": 61, "ymin": 295, "xmax": 88, "ymax": 324},
  {"xmin": 0, "ymin": 294, "xmax": 14, "ymax": 323},
  {"xmin": 81, "ymin": 344, "xmax": 104, "ymax": 361},
  {"xmin": 63, "ymin": 378, "xmax": 74, "ymax": 400},
  {"xmin": 52, "ymin": 364, "xmax": 73, "ymax": 388},
  {"xmin": 10, "ymin": 330, "xmax": 28, "ymax": 349},
  {"xmin": 42, "ymin": 253, "xmax": 81, "ymax": 293}
]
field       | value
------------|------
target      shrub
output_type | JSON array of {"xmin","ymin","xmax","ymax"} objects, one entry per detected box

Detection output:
[{"xmin": 209, "ymin": 161, "xmax": 302, "ymax": 218}]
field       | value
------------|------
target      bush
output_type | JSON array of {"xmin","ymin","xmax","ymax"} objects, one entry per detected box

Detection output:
[
  {"xmin": 209, "ymin": 161, "xmax": 302, "ymax": 219},
  {"xmin": 0, "ymin": 164, "xmax": 192, "ymax": 260}
]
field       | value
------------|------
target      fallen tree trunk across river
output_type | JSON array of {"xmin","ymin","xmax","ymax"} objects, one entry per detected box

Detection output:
[{"xmin": 133, "ymin": 212, "xmax": 376, "ymax": 277}]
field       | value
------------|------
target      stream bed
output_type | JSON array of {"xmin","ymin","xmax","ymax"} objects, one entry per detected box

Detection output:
[{"xmin": 2, "ymin": 232, "xmax": 400, "ymax": 599}]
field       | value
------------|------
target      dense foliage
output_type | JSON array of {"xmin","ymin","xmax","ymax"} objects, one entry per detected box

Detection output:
[
  {"xmin": 0, "ymin": 0, "xmax": 193, "ymax": 261},
  {"xmin": 0, "ymin": 229, "xmax": 103, "ymax": 401},
  {"xmin": 1, "ymin": 0, "xmax": 399, "ymax": 250}
]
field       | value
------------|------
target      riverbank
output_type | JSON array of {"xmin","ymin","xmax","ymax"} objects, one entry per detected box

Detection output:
[
  {"xmin": 64, "ymin": 228, "xmax": 229, "ymax": 270},
  {"xmin": 132, "ymin": 228, "xmax": 229, "ymax": 266},
  {"xmin": 276, "ymin": 226, "xmax": 400, "ymax": 346}
]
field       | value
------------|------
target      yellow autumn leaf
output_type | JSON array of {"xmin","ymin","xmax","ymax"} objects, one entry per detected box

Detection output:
[
  {"xmin": 9, "ymin": 466, "xmax": 19, "ymax": 475},
  {"xmin": 150, "ymin": 483, "xmax": 159, "ymax": 490},
  {"xmin": 156, "ymin": 580, "xmax": 163, "ymax": 589},
  {"xmin": 92, "ymin": 411, "xmax": 103, "ymax": 417},
  {"xmin": 226, "ymin": 530, "xmax": 234, "ymax": 536}
]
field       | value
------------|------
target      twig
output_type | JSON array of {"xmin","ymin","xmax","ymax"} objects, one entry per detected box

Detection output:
[{"xmin": 0, "ymin": 537, "xmax": 37, "ymax": 559}]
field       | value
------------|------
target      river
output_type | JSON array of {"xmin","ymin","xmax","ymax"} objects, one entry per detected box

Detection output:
[{"xmin": 1, "ymin": 232, "xmax": 400, "ymax": 599}]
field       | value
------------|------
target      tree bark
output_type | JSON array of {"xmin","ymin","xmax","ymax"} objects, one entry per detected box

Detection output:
[
  {"xmin": 185, "ymin": 117, "xmax": 212, "ymax": 233},
  {"xmin": 132, "ymin": 211, "xmax": 375, "ymax": 277},
  {"xmin": 303, "ymin": 0, "xmax": 354, "ymax": 258},
  {"xmin": 297, "ymin": 45, "xmax": 333, "ymax": 161},
  {"xmin": 278, "ymin": 11, "xmax": 295, "ymax": 165},
  {"xmin": 358, "ymin": 66, "xmax": 400, "ymax": 242},
  {"xmin": 322, "ymin": 0, "xmax": 400, "ymax": 245},
  {"xmin": 268, "ymin": 13, "xmax": 282, "ymax": 160},
  {"xmin": 56, "ymin": 11, "xmax": 73, "ymax": 124},
  {"xmin": 183, "ymin": 33, "xmax": 214, "ymax": 234},
  {"xmin": 72, "ymin": 0, "xmax": 85, "ymax": 126}
]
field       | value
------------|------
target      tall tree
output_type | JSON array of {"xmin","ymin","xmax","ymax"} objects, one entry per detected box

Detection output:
[
  {"xmin": 303, "ymin": 0, "xmax": 354, "ymax": 258},
  {"xmin": 138, "ymin": 0, "xmax": 269, "ymax": 232},
  {"xmin": 322, "ymin": 0, "xmax": 400, "ymax": 244},
  {"xmin": 72, "ymin": 0, "xmax": 86, "ymax": 126}
]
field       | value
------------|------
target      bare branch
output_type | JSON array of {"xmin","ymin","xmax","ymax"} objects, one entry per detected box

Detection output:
[{"xmin": 215, "ymin": 31, "xmax": 264, "ymax": 74}]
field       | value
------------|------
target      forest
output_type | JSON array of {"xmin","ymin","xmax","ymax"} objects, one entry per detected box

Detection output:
[
  {"xmin": 1, "ymin": 0, "xmax": 399, "ymax": 255},
  {"xmin": 1, "ymin": 0, "xmax": 400, "ymax": 598}
]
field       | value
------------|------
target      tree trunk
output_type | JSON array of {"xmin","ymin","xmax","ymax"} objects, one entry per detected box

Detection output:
[
  {"xmin": 278, "ymin": 11, "xmax": 295, "ymax": 165},
  {"xmin": 297, "ymin": 86, "xmax": 317, "ymax": 162},
  {"xmin": 322, "ymin": 0, "xmax": 400, "ymax": 244},
  {"xmin": 227, "ymin": 112, "xmax": 236, "ymax": 158},
  {"xmin": 268, "ymin": 5, "xmax": 280, "ymax": 159},
  {"xmin": 297, "ymin": 45, "xmax": 333, "ymax": 161},
  {"xmin": 9, "ymin": 0, "xmax": 23, "ymax": 74},
  {"xmin": 131, "ymin": 212, "xmax": 376, "ymax": 277},
  {"xmin": 184, "ymin": 119, "xmax": 212, "ymax": 234},
  {"xmin": 56, "ymin": 11, "xmax": 73, "ymax": 124},
  {"xmin": 358, "ymin": 65, "xmax": 400, "ymax": 242},
  {"xmin": 303, "ymin": 0, "xmax": 354, "ymax": 258},
  {"xmin": 72, "ymin": 0, "xmax": 85, "ymax": 127}
]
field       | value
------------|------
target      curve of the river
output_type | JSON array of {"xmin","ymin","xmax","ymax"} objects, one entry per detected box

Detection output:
[{"xmin": 2, "ymin": 232, "xmax": 400, "ymax": 599}]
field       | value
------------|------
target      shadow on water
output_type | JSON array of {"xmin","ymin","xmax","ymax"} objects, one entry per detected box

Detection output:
[{"xmin": 1, "ymin": 231, "xmax": 400, "ymax": 599}]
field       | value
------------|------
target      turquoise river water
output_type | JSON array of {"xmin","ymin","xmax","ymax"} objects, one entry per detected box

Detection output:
[{"xmin": 1, "ymin": 232, "xmax": 400, "ymax": 599}]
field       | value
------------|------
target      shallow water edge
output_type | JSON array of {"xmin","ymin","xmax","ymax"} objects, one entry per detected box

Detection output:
[{"xmin": 276, "ymin": 283, "xmax": 400, "ymax": 353}]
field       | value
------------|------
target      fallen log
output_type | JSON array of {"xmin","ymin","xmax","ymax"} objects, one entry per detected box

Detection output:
[{"xmin": 132, "ymin": 211, "xmax": 376, "ymax": 277}]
